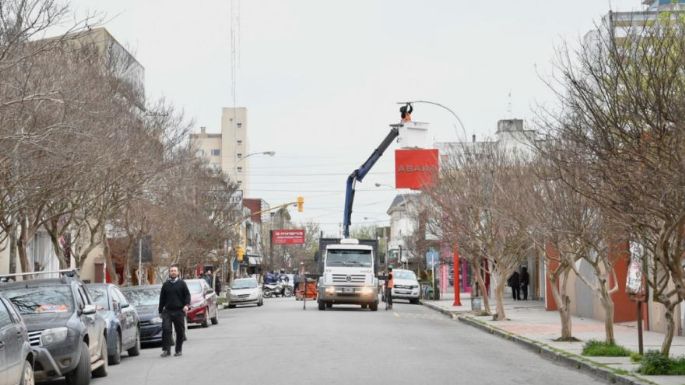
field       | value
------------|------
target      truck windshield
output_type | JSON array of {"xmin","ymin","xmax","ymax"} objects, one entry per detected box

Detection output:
[{"xmin": 326, "ymin": 249, "xmax": 372, "ymax": 267}]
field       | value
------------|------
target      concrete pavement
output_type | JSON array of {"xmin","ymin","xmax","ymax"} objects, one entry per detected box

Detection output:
[
  {"xmin": 44, "ymin": 296, "xmax": 613, "ymax": 385},
  {"xmin": 423, "ymin": 289, "xmax": 685, "ymax": 385}
]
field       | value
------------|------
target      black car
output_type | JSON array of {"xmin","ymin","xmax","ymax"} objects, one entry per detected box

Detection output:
[
  {"xmin": 87, "ymin": 284, "xmax": 141, "ymax": 364},
  {"xmin": 120, "ymin": 285, "xmax": 165, "ymax": 345},
  {"xmin": 0, "ymin": 274, "xmax": 108, "ymax": 385},
  {"xmin": 0, "ymin": 295, "xmax": 34, "ymax": 385}
]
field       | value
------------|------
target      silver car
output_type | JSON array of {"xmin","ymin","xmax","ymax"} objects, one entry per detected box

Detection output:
[{"xmin": 227, "ymin": 278, "xmax": 263, "ymax": 308}]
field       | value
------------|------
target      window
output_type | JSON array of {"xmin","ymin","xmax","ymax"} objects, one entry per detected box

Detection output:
[
  {"xmin": 113, "ymin": 288, "xmax": 129, "ymax": 307},
  {"xmin": 211, "ymin": 149, "xmax": 221, "ymax": 156},
  {"xmin": 237, "ymin": 140, "xmax": 242, "ymax": 145},
  {"xmin": 237, "ymin": 122, "xmax": 242, "ymax": 128},
  {"xmin": 237, "ymin": 153, "xmax": 242, "ymax": 158},
  {"xmin": 0, "ymin": 301, "xmax": 11, "ymax": 328},
  {"xmin": 237, "ymin": 166, "xmax": 243, "ymax": 173},
  {"xmin": 237, "ymin": 180, "xmax": 243, "ymax": 185}
]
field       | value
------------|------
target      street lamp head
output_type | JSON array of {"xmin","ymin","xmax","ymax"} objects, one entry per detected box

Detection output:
[
  {"xmin": 374, "ymin": 183, "xmax": 382, "ymax": 187},
  {"xmin": 263, "ymin": 151, "xmax": 276, "ymax": 156}
]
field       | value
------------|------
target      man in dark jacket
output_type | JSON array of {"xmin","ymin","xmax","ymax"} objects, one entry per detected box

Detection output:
[
  {"xmin": 508, "ymin": 271, "xmax": 520, "ymax": 301},
  {"xmin": 159, "ymin": 264, "xmax": 191, "ymax": 357},
  {"xmin": 520, "ymin": 266, "xmax": 530, "ymax": 300}
]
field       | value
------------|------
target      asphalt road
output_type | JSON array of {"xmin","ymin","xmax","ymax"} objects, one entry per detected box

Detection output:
[{"xmin": 48, "ymin": 297, "xmax": 607, "ymax": 385}]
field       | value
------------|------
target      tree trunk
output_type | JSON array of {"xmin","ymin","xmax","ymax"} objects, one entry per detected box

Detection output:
[
  {"xmin": 494, "ymin": 274, "xmax": 507, "ymax": 321},
  {"xmin": 46, "ymin": 226, "xmax": 67, "ymax": 269},
  {"xmin": 16, "ymin": 220, "xmax": 30, "ymax": 275},
  {"xmin": 549, "ymin": 269, "xmax": 574, "ymax": 340},
  {"xmin": 599, "ymin": 287, "xmax": 615, "ymax": 345},
  {"xmin": 662, "ymin": 304, "xmax": 676, "ymax": 357},
  {"xmin": 8, "ymin": 221, "xmax": 17, "ymax": 274},
  {"xmin": 102, "ymin": 234, "xmax": 118, "ymax": 284},
  {"xmin": 472, "ymin": 258, "xmax": 491, "ymax": 314}
]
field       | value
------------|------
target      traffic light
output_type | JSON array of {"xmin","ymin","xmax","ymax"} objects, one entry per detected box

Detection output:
[
  {"xmin": 297, "ymin": 196, "xmax": 304, "ymax": 212},
  {"xmin": 236, "ymin": 246, "xmax": 245, "ymax": 262}
]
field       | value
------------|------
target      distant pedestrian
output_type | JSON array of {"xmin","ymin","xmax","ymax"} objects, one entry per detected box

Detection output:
[
  {"xmin": 508, "ymin": 271, "xmax": 520, "ymax": 301},
  {"xmin": 385, "ymin": 267, "xmax": 394, "ymax": 310},
  {"xmin": 159, "ymin": 264, "xmax": 191, "ymax": 357},
  {"xmin": 214, "ymin": 275, "xmax": 222, "ymax": 296},
  {"xmin": 520, "ymin": 266, "xmax": 530, "ymax": 301},
  {"xmin": 203, "ymin": 269, "xmax": 214, "ymax": 288}
]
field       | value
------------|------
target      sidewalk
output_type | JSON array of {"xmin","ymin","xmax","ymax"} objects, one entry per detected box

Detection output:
[{"xmin": 424, "ymin": 289, "xmax": 685, "ymax": 385}]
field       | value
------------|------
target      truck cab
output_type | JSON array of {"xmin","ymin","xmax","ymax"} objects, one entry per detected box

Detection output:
[{"xmin": 317, "ymin": 239, "xmax": 379, "ymax": 311}]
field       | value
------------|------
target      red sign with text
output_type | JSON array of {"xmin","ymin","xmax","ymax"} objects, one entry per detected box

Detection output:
[
  {"xmin": 395, "ymin": 149, "xmax": 439, "ymax": 190},
  {"xmin": 271, "ymin": 229, "xmax": 305, "ymax": 245}
]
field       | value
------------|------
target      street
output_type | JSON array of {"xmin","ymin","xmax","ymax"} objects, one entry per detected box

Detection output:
[{"xmin": 54, "ymin": 298, "xmax": 607, "ymax": 385}]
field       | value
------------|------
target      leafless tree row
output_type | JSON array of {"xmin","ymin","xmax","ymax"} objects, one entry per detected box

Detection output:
[
  {"xmin": 0, "ymin": 1, "xmax": 240, "ymax": 284},
  {"xmin": 425, "ymin": 12, "xmax": 685, "ymax": 355}
]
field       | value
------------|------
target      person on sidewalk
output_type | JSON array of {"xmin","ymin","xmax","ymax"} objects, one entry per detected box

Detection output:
[
  {"xmin": 159, "ymin": 264, "xmax": 191, "ymax": 357},
  {"xmin": 508, "ymin": 271, "xmax": 520, "ymax": 301},
  {"xmin": 385, "ymin": 267, "xmax": 394, "ymax": 310},
  {"xmin": 520, "ymin": 266, "xmax": 530, "ymax": 300}
]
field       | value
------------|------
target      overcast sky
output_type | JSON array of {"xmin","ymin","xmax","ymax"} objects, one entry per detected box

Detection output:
[{"xmin": 70, "ymin": 0, "xmax": 642, "ymax": 235}]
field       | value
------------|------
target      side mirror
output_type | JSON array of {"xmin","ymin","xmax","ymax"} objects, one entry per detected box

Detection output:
[
  {"xmin": 82, "ymin": 304, "xmax": 96, "ymax": 315},
  {"xmin": 121, "ymin": 303, "xmax": 130, "ymax": 309}
]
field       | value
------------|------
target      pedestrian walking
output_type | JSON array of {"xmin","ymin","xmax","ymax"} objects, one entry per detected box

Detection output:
[
  {"xmin": 203, "ymin": 269, "xmax": 214, "ymax": 288},
  {"xmin": 508, "ymin": 271, "xmax": 520, "ymax": 301},
  {"xmin": 385, "ymin": 267, "xmax": 394, "ymax": 310},
  {"xmin": 520, "ymin": 266, "xmax": 530, "ymax": 300},
  {"xmin": 159, "ymin": 264, "xmax": 191, "ymax": 357}
]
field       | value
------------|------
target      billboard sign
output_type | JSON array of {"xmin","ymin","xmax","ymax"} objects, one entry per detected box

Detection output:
[
  {"xmin": 395, "ymin": 149, "xmax": 439, "ymax": 190},
  {"xmin": 271, "ymin": 229, "xmax": 305, "ymax": 245}
]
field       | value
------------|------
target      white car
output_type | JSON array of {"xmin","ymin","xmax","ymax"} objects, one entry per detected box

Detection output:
[
  {"xmin": 391, "ymin": 269, "xmax": 421, "ymax": 304},
  {"xmin": 227, "ymin": 278, "xmax": 264, "ymax": 308}
]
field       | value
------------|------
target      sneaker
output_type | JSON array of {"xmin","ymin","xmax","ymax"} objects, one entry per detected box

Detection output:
[
  {"xmin": 174, "ymin": 351, "xmax": 182, "ymax": 357},
  {"xmin": 161, "ymin": 350, "xmax": 171, "ymax": 358}
]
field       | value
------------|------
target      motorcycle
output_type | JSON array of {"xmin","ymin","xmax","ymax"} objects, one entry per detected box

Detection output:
[{"xmin": 263, "ymin": 281, "xmax": 294, "ymax": 298}]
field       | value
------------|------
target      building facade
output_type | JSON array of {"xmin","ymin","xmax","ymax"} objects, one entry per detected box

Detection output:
[{"xmin": 189, "ymin": 107, "xmax": 250, "ymax": 195}]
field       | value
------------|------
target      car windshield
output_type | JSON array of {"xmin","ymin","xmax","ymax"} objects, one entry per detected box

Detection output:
[
  {"xmin": 232, "ymin": 279, "xmax": 257, "ymax": 289},
  {"xmin": 394, "ymin": 271, "xmax": 417, "ymax": 280},
  {"xmin": 88, "ymin": 287, "xmax": 109, "ymax": 310},
  {"xmin": 326, "ymin": 249, "xmax": 372, "ymax": 267},
  {"xmin": 0, "ymin": 286, "xmax": 74, "ymax": 314},
  {"xmin": 187, "ymin": 281, "xmax": 203, "ymax": 294},
  {"xmin": 122, "ymin": 289, "xmax": 159, "ymax": 307}
]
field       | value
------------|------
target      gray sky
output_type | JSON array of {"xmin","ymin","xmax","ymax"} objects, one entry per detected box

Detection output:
[{"xmin": 71, "ymin": 0, "xmax": 641, "ymax": 235}]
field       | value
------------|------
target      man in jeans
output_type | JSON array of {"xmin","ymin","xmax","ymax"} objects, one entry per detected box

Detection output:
[{"xmin": 159, "ymin": 264, "xmax": 191, "ymax": 357}]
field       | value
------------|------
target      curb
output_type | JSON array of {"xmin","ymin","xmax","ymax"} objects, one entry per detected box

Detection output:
[{"xmin": 420, "ymin": 301, "xmax": 654, "ymax": 385}]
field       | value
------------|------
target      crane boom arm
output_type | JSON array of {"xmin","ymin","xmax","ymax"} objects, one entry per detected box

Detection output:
[{"xmin": 343, "ymin": 125, "xmax": 400, "ymax": 238}]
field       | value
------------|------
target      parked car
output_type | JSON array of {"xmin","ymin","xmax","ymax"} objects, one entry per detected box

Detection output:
[
  {"xmin": 391, "ymin": 269, "xmax": 421, "ymax": 304},
  {"xmin": 185, "ymin": 279, "xmax": 219, "ymax": 327},
  {"xmin": 0, "ymin": 273, "xmax": 108, "ymax": 385},
  {"xmin": 0, "ymin": 294, "xmax": 33, "ymax": 385},
  {"xmin": 227, "ymin": 278, "xmax": 263, "ymax": 308},
  {"xmin": 86, "ymin": 284, "xmax": 140, "ymax": 364},
  {"xmin": 121, "ymin": 285, "xmax": 187, "ymax": 346}
]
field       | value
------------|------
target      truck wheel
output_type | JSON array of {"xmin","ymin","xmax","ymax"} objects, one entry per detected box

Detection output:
[
  {"xmin": 318, "ymin": 301, "xmax": 325, "ymax": 311},
  {"xmin": 370, "ymin": 302, "xmax": 378, "ymax": 311},
  {"xmin": 127, "ymin": 328, "xmax": 141, "ymax": 357},
  {"xmin": 92, "ymin": 337, "xmax": 108, "ymax": 378},
  {"xmin": 65, "ymin": 341, "xmax": 91, "ymax": 385}
]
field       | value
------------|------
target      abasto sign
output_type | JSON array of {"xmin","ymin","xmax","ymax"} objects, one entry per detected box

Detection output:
[{"xmin": 395, "ymin": 149, "xmax": 439, "ymax": 190}]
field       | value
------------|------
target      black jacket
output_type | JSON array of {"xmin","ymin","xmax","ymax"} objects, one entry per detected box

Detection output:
[
  {"xmin": 508, "ymin": 272, "xmax": 520, "ymax": 288},
  {"xmin": 159, "ymin": 278, "xmax": 191, "ymax": 313},
  {"xmin": 520, "ymin": 270, "xmax": 530, "ymax": 287}
]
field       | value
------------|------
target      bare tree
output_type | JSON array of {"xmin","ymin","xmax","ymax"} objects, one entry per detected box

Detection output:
[{"xmin": 539, "ymin": 13, "xmax": 685, "ymax": 354}]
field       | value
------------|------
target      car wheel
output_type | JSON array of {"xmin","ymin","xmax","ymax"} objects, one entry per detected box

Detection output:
[
  {"xmin": 20, "ymin": 359, "xmax": 34, "ymax": 385},
  {"xmin": 361, "ymin": 304, "xmax": 368, "ymax": 309},
  {"xmin": 201, "ymin": 308, "xmax": 209, "ymax": 327},
  {"xmin": 228, "ymin": 304, "xmax": 236, "ymax": 308},
  {"xmin": 325, "ymin": 303, "xmax": 332, "ymax": 308},
  {"xmin": 65, "ymin": 341, "xmax": 90, "ymax": 385},
  {"xmin": 109, "ymin": 333, "xmax": 122, "ymax": 365},
  {"xmin": 370, "ymin": 302, "xmax": 378, "ymax": 311},
  {"xmin": 257, "ymin": 299, "xmax": 263, "ymax": 306},
  {"xmin": 127, "ymin": 328, "xmax": 141, "ymax": 357},
  {"xmin": 211, "ymin": 308, "xmax": 219, "ymax": 325},
  {"xmin": 410, "ymin": 298, "xmax": 420, "ymax": 305},
  {"xmin": 317, "ymin": 301, "xmax": 325, "ymax": 311},
  {"xmin": 92, "ymin": 337, "xmax": 108, "ymax": 378}
]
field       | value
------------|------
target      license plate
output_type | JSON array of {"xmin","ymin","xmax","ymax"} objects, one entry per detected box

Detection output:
[{"xmin": 342, "ymin": 287, "xmax": 354, "ymax": 293}]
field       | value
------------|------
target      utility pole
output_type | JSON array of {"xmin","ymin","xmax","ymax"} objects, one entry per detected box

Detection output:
[{"xmin": 137, "ymin": 238, "xmax": 142, "ymax": 285}]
